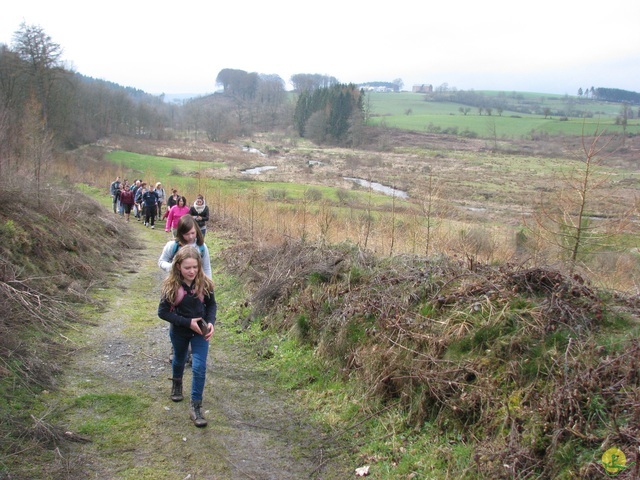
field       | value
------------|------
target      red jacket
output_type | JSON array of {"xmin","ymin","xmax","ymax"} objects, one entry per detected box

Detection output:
[{"xmin": 120, "ymin": 189, "xmax": 135, "ymax": 206}]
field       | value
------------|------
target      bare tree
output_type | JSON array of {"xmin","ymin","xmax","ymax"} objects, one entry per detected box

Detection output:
[
  {"xmin": 617, "ymin": 103, "xmax": 630, "ymax": 146},
  {"xmin": 317, "ymin": 200, "xmax": 336, "ymax": 247},
  {"xmin": 420, "ymin": 168, "xmax": 446, "ymax": 257},
  {"xmin": 455, "ymin": 226, "xmax": 497, "ymax": 271},
  {"xmin": 255, "ymin": 74, "xmax": 286, "ymax": 129},
  {"xmin": 529, "ymin": 126, "xmax": 630, "ymax": 273},
  {"xmin": 12, "ymin": 23, "xmax": 63, "ymax": 128},
  {"xmin": 486, "ymin": 118, "xmax": 498, "ymax": 151},
  {"xmin": 183, "ymin": 99, "xmax": 204, "ymax": 140},
  {"xmin": 203, "ymin": 103, "xmax": 236, "ymax": 142},
  {"xmin": 0, "ymin": 103, "xmax": 11, "ymax": 175},
  {"xmin": 358, "ymin": 181, "xmax": 375, "ymax": 250},
  {"xmin": 389, "ymin": 185, "xmax": 398, "ymax": 256},
  {"xmin": 298, "ymin": 189, "xmax": 313, "ymax": 242},
  {"xmin": 22, "ymin": 95, "xmax": 53, "ymax": 205},
  {"xmin": 392, "ymin": 78, "xmax": 404, "ymax": 91},
  {"xmin": 290, "ymin": 73, "xmax": 338, "ymax": 92},
  {"xmin": 247, "ymin": 188, "xmax": 261, "ymax": 241}
]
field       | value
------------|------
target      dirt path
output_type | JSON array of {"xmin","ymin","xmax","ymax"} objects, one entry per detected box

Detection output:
[{"xmin": 55, "ymin": 220, "xmax": 352, "ymax": 479}]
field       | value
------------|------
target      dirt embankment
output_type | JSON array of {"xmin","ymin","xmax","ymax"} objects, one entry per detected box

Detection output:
[{"xmin": 50, "ymin": 219, "xmax": 352, "ymax": 479}]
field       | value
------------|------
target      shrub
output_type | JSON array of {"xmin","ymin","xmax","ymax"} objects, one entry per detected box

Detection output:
[{"xmin": 265, "ymin": 189, "xmax": 287, "ymax": 201}]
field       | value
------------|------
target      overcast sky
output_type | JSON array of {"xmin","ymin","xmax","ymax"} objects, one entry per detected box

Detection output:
[{"xmin": 2, "ymin": 0, "xmax": 639, "ymax": 96}]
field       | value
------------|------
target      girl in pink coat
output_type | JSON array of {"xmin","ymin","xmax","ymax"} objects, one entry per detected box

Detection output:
[{"xmin": 165, "ymin": 196, "xmax": 190, "ymax": 238}]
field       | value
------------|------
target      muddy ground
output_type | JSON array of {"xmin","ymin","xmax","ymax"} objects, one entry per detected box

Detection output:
[{"xmin": 51, "ymin": 220, "xmax": 353, "ymax": 479}]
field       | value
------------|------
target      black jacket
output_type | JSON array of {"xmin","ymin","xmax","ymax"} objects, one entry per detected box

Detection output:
[
  {"xmin": 158, "ymin": 282, "xmax": 216, "ymax": 337},
  {"xmin": 189, "ymin": 205, "xmax": 209, "ymax": 228}
]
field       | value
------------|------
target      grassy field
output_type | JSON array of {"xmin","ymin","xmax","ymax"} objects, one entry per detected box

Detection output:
[
  {"xmin": 367, "ymin": 91, "xmax": 639, "ymax": 138},
  {"xmin": 107, "ymin": 150, "xmax": 395, "ymax": 208},
  {"xmin": 105, "ymin": 150, "xmax": 225, "ymax": 179},
  {"xmin": 98, "ymin": 125, "xmax": 639, "ymax": 293},
  {"xmin": 93, "ymin": 87, "xmax": 639, "ymax": 292}
]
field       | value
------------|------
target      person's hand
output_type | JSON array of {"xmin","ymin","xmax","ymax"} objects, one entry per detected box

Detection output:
[
  {"xmin": 204, "ymin": 325, "xmax": 214, "ymax": 341},
  {"xmin": 190, "ymin": 318, "xmax": 204, "ymax": 334},
  {"xmin": 190, "ymin": 318, "xmax": 213, "ymax": 339}
]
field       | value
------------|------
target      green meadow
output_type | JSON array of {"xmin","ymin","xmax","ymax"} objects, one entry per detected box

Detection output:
[
  {"xmin": 367, "ymin": 91, "xmax": 639, "ymax": 138},
  {"xmin": 107, "ymin": 151, "xmax": 398, "ymax": 208},
  {"xmin": 105, "ymin": 151, "xmax": 225, "ymax": 179}
]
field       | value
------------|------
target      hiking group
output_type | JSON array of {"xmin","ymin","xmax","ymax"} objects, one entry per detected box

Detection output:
[
  {"xmin": 110, "ymin": 176, "xmax": 216, "ymax": 428},
  {"xmin": 109, "ymin": 177, "xmax": 210, "ymax": 238}
]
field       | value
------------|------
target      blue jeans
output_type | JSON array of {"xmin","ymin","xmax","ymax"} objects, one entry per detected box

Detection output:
[{"xmin": 170, "ymin": 327, "xmax": 210, "ymax": 401}]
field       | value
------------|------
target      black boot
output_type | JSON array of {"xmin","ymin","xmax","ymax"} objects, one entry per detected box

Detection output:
[
  {"xmin": 190, "ymin": 400, "xmax": 207, "ymax": 427},
  {"xmin": 170, "ymin": 378, "xmax": 183, "ymax": 402}
]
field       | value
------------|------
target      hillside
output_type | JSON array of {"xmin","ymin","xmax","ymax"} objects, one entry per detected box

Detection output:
[
  {"xmin": 221, "ymin": 237, "xmax": 640, "ymax": 479},
  {"xmin": 1, "ymin": 165, "xmax": 638, "ymax": 478}
]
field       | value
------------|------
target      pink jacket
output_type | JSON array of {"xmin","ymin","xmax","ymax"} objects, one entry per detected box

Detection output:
[{"xmin": 165, "ymin": 205, "xmax": 190, "ymax": 231}]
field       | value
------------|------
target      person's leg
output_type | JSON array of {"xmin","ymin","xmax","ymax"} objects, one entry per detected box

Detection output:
[
  {"xmin": 189, "ymin": 334, "xmax": 209, "ymax": 402},
  {"xmin": 169, "ymin": 330, "xmax": 190, "ymax": 402},
  {"xmin": 148, "ymin": 206, "xmax": 156, "ymax": 227},
  {"xmin": 170, "ymin": 330, "xmax": 190, "ymax": 380},
  {"xmin": 189, "ymin": 334, "xmax": 209, "ymax": 427}
]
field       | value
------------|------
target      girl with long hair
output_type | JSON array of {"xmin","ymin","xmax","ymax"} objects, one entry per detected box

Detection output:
[
  {"xmin": 158, "ymin": 246, "xmax": 216, "ymax": 427},
  {"xmin": 158, "ymin": 214, "xmax": 211, "ymax": 278}
]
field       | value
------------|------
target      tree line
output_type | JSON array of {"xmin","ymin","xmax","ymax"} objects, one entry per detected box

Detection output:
[
  {"xmin": 592, "ymin": 87, "xmax": 640, "ymax": 104},
  {"xmin": 0, "ymin": 22, "xmax": 367, "ymax": 177},
  {"xmin": 0, "ymin": 23, "xmax": 174, "ymax": 169},
  {"xmin": 428, "ymin": 87, "xmax": 640, "ymax": 119}
]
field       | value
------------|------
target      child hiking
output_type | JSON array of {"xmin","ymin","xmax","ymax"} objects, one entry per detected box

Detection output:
[
  {"xmin": 158, "ymin": 246, "xmax": 217, "ymax": 427},
  {"xmin": 158, "ymin": 215, "xmax": 212, "ymax": 278},
  {"xmin": 158, "ymin": 215, "xmax": 212, "ymax": 366}
]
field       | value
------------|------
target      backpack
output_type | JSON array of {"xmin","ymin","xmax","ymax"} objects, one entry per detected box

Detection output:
[
  {"xmin": 171, "ymin": 241, "xmax": 206, "ymax": 259},
  {"xmin": 169, "ymin": 285, "xmax": 205, "ymax": 312}
]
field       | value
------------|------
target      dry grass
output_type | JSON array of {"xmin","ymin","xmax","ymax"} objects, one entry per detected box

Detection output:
[
  {"xmin": 222, "ymin": 237, "xmax": 640, "ymax": 478},
  {"xmin": 79, "ymin": 130, "xmax": 639, "ymax": 293},
  {"xmin": 0, "ymin": 170, "xmax": 139, "ymax": 465}
]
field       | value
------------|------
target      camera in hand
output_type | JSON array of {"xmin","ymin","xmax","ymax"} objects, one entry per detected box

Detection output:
[{"xmin": 197, "ymin": 319, "xmax": 208, "ymax": 335}]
